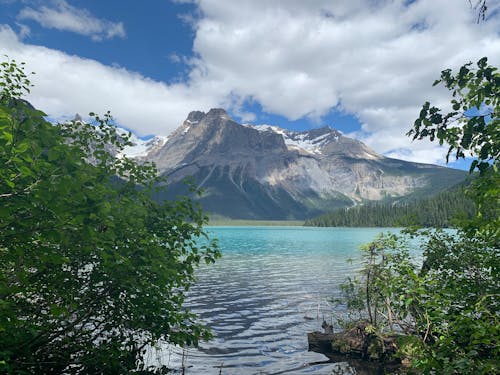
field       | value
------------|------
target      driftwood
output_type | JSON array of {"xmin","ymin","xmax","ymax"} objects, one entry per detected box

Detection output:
[
  {"xmin": 308, "ymin": 321, "xmax": 401, "ymax": 362},
  {"xmin": 308, "ymin": 331, "xmax": 335, "ymax": 354}
]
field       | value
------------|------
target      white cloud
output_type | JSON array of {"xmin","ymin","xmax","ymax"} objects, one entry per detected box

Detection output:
[
  {"xmin": 184, "ymin": 0, "xmax": 500, "ymax": 164},
  {"xmin": 18, "ymin": 0, "xmax": 125, "ymax": 41},
  {"xmin": 0, "ymin": 25, "xmax": 218, "ymax": 136},
  {"xmin": 2, "ymin": 0, "xmax": 500, "ymax": 165},
  {"xmin": 15, "ymin": 22, "xmax": 30, "ymax": 39}
]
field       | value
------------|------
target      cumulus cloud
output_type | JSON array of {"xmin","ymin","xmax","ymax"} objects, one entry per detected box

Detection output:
[
  {"xmin": 184, "ymin": 0, "xmax": 500, "ymax": 163},
  {"xmin": 18, "ymin": 0, "xmax": 125, "ymax": 41},
  {"xmin": 2, "ymin": 0, "xmax": 500, "ymax": 165},
  {"xmin": 0, "ymin": 25, "xmax": 219, "ymax": 135}
]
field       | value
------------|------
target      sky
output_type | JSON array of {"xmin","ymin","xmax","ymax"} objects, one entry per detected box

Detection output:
[{"xmin": 0, "ymin": 0, "xmax": 499, "ymax": 168}]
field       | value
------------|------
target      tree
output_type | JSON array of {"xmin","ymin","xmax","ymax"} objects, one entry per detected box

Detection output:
[
  {"xmin": 0, "ymin": 58, "xmax": 220, "ymax": 374},
  {"xmin": 336, "ymin": 57, "xmax": 499, "ymax": 374},
  {"xmin": 409, "ymin": 56, "xmax": 498, "ymax": 174},
  {"xmin": 409, "ymin": 56, "xmax": 499, "ymax": 235},
  {"xmin": 469, "ymin": 0, "xmax": 489, "ymax": 22},
  {"xmin": 404, "ymin": 56, "xmax": 499, "ymax": 374}
]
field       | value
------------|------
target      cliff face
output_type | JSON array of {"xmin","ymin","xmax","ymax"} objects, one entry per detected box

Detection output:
[
  {"xmin": 127, "ymin": 109, "xmax": 466, "ymax": 220},
  {"xmin": 146, "ymin": 109, "xmax": 287, "ymax": 171}
]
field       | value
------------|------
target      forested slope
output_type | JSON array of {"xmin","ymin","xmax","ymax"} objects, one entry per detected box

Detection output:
[{"xmin": 305, "ymin": 185, "xmax": 475, "ymax": 227}]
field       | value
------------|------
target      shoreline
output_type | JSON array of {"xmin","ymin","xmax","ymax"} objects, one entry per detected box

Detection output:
[
  {"xmin": 206, "ymin": 219, "xmax": 406, "ymax": 228},
  {"xmin": 207, "ymin": 219, "xmax": 305, "ymax": 226}
]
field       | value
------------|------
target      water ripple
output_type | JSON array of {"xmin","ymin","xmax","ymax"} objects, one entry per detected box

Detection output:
[{"xmin": 147, "ymin": 227, "xmax": 400, "ymax": 374}]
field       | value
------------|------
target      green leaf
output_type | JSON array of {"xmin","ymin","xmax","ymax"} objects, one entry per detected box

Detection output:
[
  {"xmin": 18, "ymin": 165, "xmax": 33, "ymax": 177},
  {"xmin": 1, "ymin": 130, "xmax": 12, "ymax": 144},
  {"xmin": 14, "ymin": 142, "xmax": 29, "ymax": 153},
  {"xmin": 47, "ymin": 147, "xmax": 59, "ymax": 161}
]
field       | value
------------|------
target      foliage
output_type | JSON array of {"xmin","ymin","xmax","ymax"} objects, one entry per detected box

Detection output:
[
  {"xmin": 336, "ymin": 57, "xmax": 499, "ymax": 374},
  {"xmin": 334, "ymin": 233, "xmax": 418, "ymax": 335},
  {"xmin": 0, "ymin": 58, "xmax": 219, "ymax": 374},
  {"xmin": 338, "ymin": 230, "xmax": 499, "ymax": 373},
  {"xmin": 408, "ymin": 56, "xmax": 499, "ymax": 174},
  {"xmin": 409, "ymin": 56, "xmax": 499, "ymax": 239},
  {"xmin": 305, "ymin": 186, "xmax": 475, "ymax": 228},
  {"xmin": 0, "ymin": 58, "xmax": 33, "ymax": 100}
]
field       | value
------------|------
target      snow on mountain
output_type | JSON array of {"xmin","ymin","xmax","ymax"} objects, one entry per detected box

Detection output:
[
  {"xmin": 251, "ymin": 124, "xmax": 340, "ymax": 155},
  {"xmin": 119, "ymin": 133, "xmax": 169, "ymax": 158}
]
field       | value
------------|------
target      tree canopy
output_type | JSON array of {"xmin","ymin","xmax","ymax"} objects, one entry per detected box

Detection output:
[{"xmin": 0, "ymin": 58, "xmax": 219, "ymax": 374}]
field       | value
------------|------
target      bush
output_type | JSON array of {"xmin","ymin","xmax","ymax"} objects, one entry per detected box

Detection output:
[{"xmin": 0, "ymin": 58, "xmax": 220, "ymax": 374}]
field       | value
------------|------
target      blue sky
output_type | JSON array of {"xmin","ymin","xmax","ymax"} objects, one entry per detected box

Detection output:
[{"xmin": 0, "ymin": 0, "xmax": 499, "ymax": 168}]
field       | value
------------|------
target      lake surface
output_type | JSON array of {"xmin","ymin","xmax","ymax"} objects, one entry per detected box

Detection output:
[{"xmin": 147, "ymin": 226, "xmax": 401, "ymax": 374}]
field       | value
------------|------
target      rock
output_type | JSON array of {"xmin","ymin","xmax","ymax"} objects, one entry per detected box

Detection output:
[{"xmin": 330, "ymin": 362, "xmax": 357, "ymax": 375}]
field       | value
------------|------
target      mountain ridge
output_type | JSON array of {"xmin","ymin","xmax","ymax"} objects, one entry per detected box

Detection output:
[{"xmin": 122, "ymin": 109, "xmax": 467, "ymax": 220}]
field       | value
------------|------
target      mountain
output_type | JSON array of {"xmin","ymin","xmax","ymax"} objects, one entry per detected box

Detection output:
[{"xmin": 126, "ymin": 108, "xmax": 467, "ymax": 220}]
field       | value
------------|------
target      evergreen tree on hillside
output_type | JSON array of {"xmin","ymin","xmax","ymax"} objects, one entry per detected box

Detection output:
[{"xmin": 306, "ymin": 186, "xmax": 475, "ymax": 227}]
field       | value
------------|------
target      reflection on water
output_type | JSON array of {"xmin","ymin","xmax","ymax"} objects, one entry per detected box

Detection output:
[{"xmin": 146, "ymin": 227, "xmax": 400, "ymax": 374}]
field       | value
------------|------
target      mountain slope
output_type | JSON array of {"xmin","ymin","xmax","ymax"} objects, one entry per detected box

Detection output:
[
  {"xmin": 305, "ymin": 183, "xmax": 476, "ymax": 227},
  {"xmin": 133, "ymin": 109, "xmax": 467, "ymax": 220}
]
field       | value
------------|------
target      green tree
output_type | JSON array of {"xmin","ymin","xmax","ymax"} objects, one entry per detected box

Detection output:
[
  {"xmin": 0, "ymin": 58, "xmax": 220, "ymax": 374},
  {"xmin": 409, "ymin": 56, "xmax": 499, "ymax": 235},
  {"xmin": 336, "ymin": 57, "xmax": 499, "ymax": 374},
  {"xmin": 409, "ymin": 56, "xmax": 498, "ymax": 174},
  {"xmin": 405, "ymin": 56, "xmax": 499, "ymax": 373}
]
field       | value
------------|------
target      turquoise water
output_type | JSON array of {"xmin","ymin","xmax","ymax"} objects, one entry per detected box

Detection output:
[{"xmin": 147, "ymin": 227, "xmax": 401, "ymax": 374}]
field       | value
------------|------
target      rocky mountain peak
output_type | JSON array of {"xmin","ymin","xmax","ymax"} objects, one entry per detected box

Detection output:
[
  {"xmin": 184, "ymin": 108, "xmax": 230, "ymax": 124},
  {"xmin": 186, "ymin": 110, "xmax": 205, "ymax": 123},
  {"xmin": 302, "ymin": 126, "xmax": 341, "ymax": 139},
  {"xmin": 206, "ymin": 108, "xmax": 229, "ymax": 118},
  {"xmin": 252, "ymin": 124, "xmax": 344, "ymax": 156},
  {"xmin": 183, "ymin": 109, "xmax": 234, "ymax": 133}
]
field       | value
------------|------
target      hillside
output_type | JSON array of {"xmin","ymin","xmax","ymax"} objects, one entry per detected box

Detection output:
[{"xmin": 304, "ymin": 184, "xmax": 475, "ymax": 227}]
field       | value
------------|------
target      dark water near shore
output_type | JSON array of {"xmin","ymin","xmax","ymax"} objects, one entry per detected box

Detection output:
[{"xmin": 146, "ymin": 226, "xmax": 402, "ymax": 374}]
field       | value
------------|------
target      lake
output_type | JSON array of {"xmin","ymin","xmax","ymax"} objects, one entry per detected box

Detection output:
[{"xmin": 146, "ymin": 226, "xmax": 402, "ymax": 374}]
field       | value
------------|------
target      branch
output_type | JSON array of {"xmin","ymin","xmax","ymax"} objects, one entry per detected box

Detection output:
[
  {"xmin": 422, "ymin": 312, "xmax": 431, "ymax": 343},
  {"xmin": 0, "ymin": 177, "xmax": 43, "ymax": 198}
]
